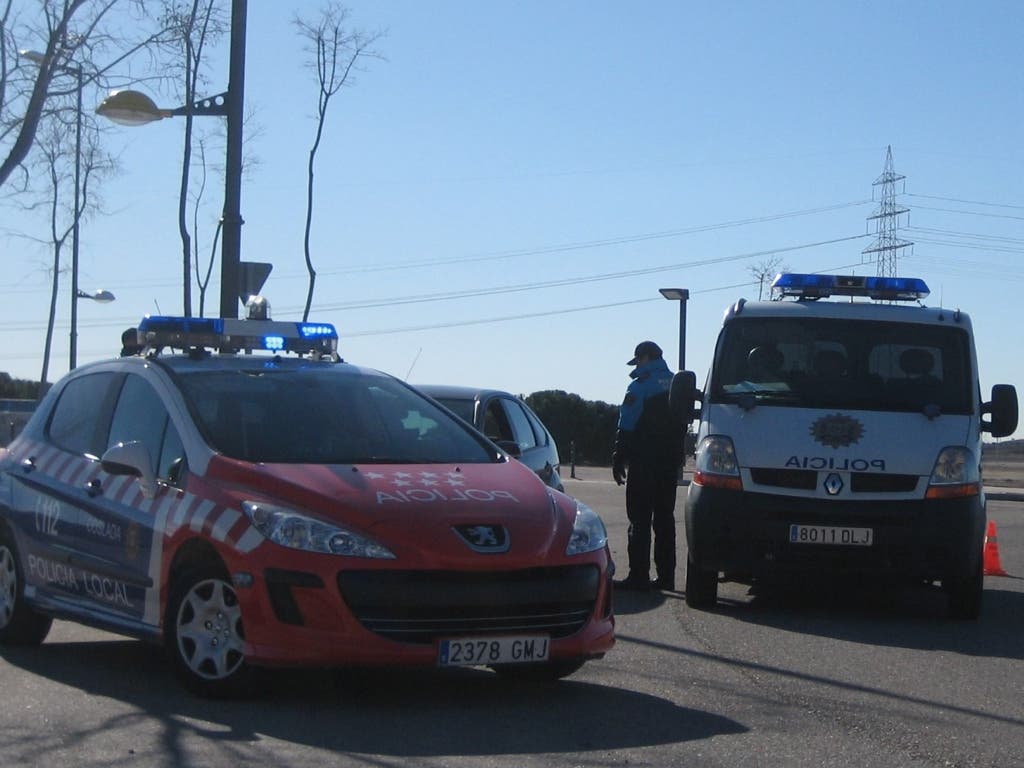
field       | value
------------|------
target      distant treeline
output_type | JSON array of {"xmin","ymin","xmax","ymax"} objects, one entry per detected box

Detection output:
[
  {"xmin": 526, "ymin": 390, "xmax": 621, "ymax": 466},
  {"xmin": 0, "ymin": 373, "xmax": 44, "ymax": 400}
]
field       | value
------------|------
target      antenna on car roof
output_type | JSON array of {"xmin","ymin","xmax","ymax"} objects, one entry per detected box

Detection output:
[{"xmin": 405, "ymin": 347, "xmax": 423, "ymax": 380}]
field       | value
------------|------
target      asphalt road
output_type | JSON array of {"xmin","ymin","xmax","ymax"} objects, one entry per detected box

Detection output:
[{"xmin": 0, "ymin": 471, "xmax": 1021, "ymax": 768}]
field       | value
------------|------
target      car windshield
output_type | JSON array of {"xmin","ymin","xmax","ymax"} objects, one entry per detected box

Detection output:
[
  {"xmin": 174, "ymin": 366, "xmax": 500, "ymax": 464},
  {"xmin": 710, "ymin": 317, "xmax": 973, "ymax": 414}
]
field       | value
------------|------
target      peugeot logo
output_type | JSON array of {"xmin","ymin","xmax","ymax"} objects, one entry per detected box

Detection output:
[{"xmin": 454, "ymin": 524, "xmax": 510, "ymax": 553}]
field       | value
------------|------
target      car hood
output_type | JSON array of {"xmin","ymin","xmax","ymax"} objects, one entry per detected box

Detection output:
[{"xmin": 203, "ymin": 457, "xmax": 575, "ymax": 564}]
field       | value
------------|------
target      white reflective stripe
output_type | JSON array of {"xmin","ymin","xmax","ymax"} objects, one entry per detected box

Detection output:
[
  {"xmin": 189, "ymin": 500, "xmax": 217, "ymax": 531},
  {"xmin": 106, "ymin": 474, "xmax": 132, "ymax": 498},
  {"xmin": 234, "ymin": 526, "xmax": 264, "ymax": 554},
  {"xmin": 143, "ymin": 493, "xmax": 174, "ymax": 627},
  {"xmin": 169, "ymin": 494, "xmax": 195, "ymax": 532},
  {"xmin": 210, "ymin": 509, "xmax": 241, "ymax": 542}
]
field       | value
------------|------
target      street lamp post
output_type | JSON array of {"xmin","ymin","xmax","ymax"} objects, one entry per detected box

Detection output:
[
  {"xmin": 659, "ymin": 288, "xmax": 689, "ymax": 371},
  {"xmin": 95, "ymin": 0, "xmax": 248, "ymax": 319}
]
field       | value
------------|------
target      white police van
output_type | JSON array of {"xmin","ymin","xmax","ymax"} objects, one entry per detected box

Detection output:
[{"xmin": 671, "ymin": 273, "xmax": 1018, "ymax": 618}]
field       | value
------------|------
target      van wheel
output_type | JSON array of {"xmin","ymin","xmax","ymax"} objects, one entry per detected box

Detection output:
[
  {"xmin": 685, "ymin": 557, "xmax": 719, "ymax": 609},
  {"xmin": 166, "ymin": 562, "xmax": 252, "ymax": 697},
  {"xmin": 946, "ymin": 557, "xmax": 983, "ymax": 621},
  {"xmin": 0, "ymin": 531, "xmax": 52, "ymax": 646}
]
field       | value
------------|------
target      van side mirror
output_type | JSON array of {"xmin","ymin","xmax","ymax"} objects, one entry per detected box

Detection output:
[
  {"xmin": 669, "ymin": 370, "xmax": 700, "ymax": 425},
  {"xmin": 983, "ymin": 384, "xmax": 1018, "ymax": 438}
]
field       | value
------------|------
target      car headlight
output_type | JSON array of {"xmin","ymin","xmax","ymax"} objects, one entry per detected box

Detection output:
[
  {"xmin": 242, "ymin": 501, "xmax": 396, "ymax": 558},
  {"xmin": 565, "ymin": 501, "xmax": 608, "ymax": 555}
]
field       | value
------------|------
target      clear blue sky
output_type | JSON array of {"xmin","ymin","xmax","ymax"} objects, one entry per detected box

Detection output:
[{"xmin": 4, "ymin": 1, "xmax": 1023, "ymax": 437}]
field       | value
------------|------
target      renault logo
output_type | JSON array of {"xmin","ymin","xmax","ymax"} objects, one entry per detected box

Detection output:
[
  {"xmin": 823, "ymin": 473, "xmax": 844, "ymax": 496},
  {"xmin": 454, "ymin": 524, "xmax": 510, "ymax": 553}
]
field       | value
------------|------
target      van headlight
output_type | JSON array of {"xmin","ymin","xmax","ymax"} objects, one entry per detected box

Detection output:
[
  {"xmin": 565, "ymin": 501, "xmax": 608, "ymax": 555},
  {"xmin": 925, "ymin": 447, "xmax": 980, "ymax": 499},
  {"xmin": 693, "ymin": 435, "xmax": 743, "ymax": 491},
  {"xmin": 243, "ymin": 501, "xmax": 396, "ymax": 558}
]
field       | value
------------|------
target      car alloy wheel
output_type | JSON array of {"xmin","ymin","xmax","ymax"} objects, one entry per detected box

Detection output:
[{"xmin": 168, "ymin": 564, "xmax": 250, "ymax": 696}]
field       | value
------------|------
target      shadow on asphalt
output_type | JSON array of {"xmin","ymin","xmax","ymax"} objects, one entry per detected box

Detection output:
[
  {"xmin": 689, "ymin": 574, "xmax": 1024, "ymax": 661},
  {"xmin": 0, "ymin": 638, "xmax": 746, "ymax": 757}
]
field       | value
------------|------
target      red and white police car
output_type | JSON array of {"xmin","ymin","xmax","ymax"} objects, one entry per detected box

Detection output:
[{"xmin": 0, "ymin": 308, "xmax": 614, "ymax": 695}]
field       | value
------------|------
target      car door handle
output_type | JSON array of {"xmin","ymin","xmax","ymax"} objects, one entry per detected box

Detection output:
[{"xmin": 85, "ymin": 478, "xmax": 103, "ymax": 497}]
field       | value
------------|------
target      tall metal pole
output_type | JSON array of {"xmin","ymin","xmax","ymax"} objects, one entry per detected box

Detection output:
[
  {"xmin": 69, "ymin": 64, "xmax": 83, "ymax": 369},
  {"xmin": 219, "ymin": 0, "xmax": 247, "ymax": 319},
  {"xmin": 659, "ymin": 288, "xmax": 689, "ymax": 371},
  {"xmin": 676, "ymin": 297, "xmax": 687, "ymax": 371}
]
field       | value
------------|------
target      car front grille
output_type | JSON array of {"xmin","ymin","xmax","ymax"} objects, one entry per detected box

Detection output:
[{"xmin": 337, "ymin": 566, "xmax": 600, "ymax": 644}]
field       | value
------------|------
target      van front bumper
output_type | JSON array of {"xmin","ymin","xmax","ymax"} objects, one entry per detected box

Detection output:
[{"xmin": 684, "ymin": 484, "xmax": 985, "ymax": 584}]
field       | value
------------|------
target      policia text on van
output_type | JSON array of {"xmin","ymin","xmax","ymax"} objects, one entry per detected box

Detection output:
[{"xmin": 670, "ymin": 273, "xmax": 1018, "ymax": 619}]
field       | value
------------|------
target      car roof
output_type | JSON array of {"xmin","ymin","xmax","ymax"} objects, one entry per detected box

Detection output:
[
  {"xmin": 151, "ymin": 354, "xmax": 386, "ymax": 377},
  {"xmin": 415, "ymin": 384, "xmax": 516, "ymax": 402}
]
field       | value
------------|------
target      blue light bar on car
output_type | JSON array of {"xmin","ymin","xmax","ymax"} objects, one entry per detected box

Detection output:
[
  {"xmin": 770, "ymin": 273, "xmax": 930, "ymax": 302},
  {"xmin": 137, "ymin": 315, "xmax": 339, "ymax": 355}
]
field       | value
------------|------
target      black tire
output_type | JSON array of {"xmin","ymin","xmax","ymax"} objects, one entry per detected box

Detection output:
[
  {"xmin": 685, "ymin": 557, "xmax": 719, "ymax": 609},
  {"xmin": 491, "ymin": 658, "xmax": 586, "ymax": 682},
  {"xmin": 946, "ymin": 556, "xmax": 983, "ymax": 621},
  {"xmin": 0, "ymin": 529, "xmax": 52, "ymax": 646},
  {"xmin": 166, "ymin": 561, "xmax": 252, "ymax": 697}
]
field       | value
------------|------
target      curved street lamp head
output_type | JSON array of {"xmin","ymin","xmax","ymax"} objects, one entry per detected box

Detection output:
[
  {"xmin": 96, "ymin": 90, "xmax": 171, "ymax": 126},
  {"xmin": 18, "ymin": 49, "xmax": 46, "ymax": 66},
  {"xmin": 76, "ymin": 289, "xmax": 116, "ymax": 303}
]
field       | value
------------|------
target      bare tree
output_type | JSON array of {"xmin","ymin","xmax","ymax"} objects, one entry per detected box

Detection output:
[
  {"xmin": 748, "ymin": 256, "xmax": 789, "ymax": 300},
  {"xmin": 153, "ymin": 0, "xmax": 227, "ymax": 316},
  {"xmin": 26, "ymin": 109, "xmax": 115, "ymax": 386},
  {"xmin": 0, "ymin": 1, "xmax": 173, "ymax": 190},
  {"xmin": 295, "ymin": 3, "xmax": 384, "ymax": 321}
]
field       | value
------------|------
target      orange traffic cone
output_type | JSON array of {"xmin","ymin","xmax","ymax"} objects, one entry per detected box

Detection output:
[{"xmin": 983, "ymin": 521, "xmax": 1009, "ymax": 577}]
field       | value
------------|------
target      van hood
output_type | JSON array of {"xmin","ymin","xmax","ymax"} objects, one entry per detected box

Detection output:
[{"xmin": 705, "ymin": 405, "xmax": 976, "ymax": 475}]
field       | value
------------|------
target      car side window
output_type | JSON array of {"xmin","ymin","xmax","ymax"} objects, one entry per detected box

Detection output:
[
  {"xmin": 522, "ymin": 404, "xmax": 551, "ymax": 447},
  {"xmin": 108, "ymin": 374, "xmax": 184, "ymax": 481},
  {"xmin": 482, "ymin": 400, "xmax": 514, "ymax": 443},
  {"xmin": 502, "ymin": 399, "xmax": 539, "ymax": 452},
  {"xmin": 47, "ymin": 372, "xmax": 122, "ymax": 458}
]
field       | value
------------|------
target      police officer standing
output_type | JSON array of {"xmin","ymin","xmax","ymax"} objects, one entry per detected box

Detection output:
[{"xmin": 612, "ymin": 341, "xmax": 684, "ymax": 591}]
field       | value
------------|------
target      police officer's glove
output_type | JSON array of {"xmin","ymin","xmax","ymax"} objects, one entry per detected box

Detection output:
[{"xmin": 612, "ymin": 454, "xmax": 627, "ymax": 486}]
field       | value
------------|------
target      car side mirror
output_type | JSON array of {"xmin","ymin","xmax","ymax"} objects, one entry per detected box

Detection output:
[
  {"xmin": 494, "ymin": 439, "xmax": 523, "ymax": 459},
  {"xmin": 983, "ymin": 384, "xmax": 1018, "ymax": 438},
  {"xmin": 101, "ymin": 441, "xmax": 158, "ymax": 499},
  {"xmin": 669, "ymin": 370, "xmax": 700, "ymax": 425}
]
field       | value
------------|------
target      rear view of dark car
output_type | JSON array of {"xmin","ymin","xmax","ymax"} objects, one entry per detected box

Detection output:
[{"xmin": 416, "ymin": 385, "xmax": 564, "ymax": 492}]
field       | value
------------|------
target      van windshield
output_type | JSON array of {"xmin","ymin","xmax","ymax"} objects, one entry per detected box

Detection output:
[{"xmin": 710, "ymin": 318, "xmax": 973, "ymax": 414}]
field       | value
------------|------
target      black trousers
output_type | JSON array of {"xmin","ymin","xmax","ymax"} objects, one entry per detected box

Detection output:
[{"xmin": 625, "ymin": 461, "xmax": 679, "ymax": 580}]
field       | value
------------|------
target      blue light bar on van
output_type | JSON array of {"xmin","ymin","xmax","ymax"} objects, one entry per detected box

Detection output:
[
  {"xmin": 770, "ymin": 273, "xmax": 930, "ymax": 301},
  {"xmin": 137, "ymin": 315, "xmax": 338, "ymax": 355}
]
